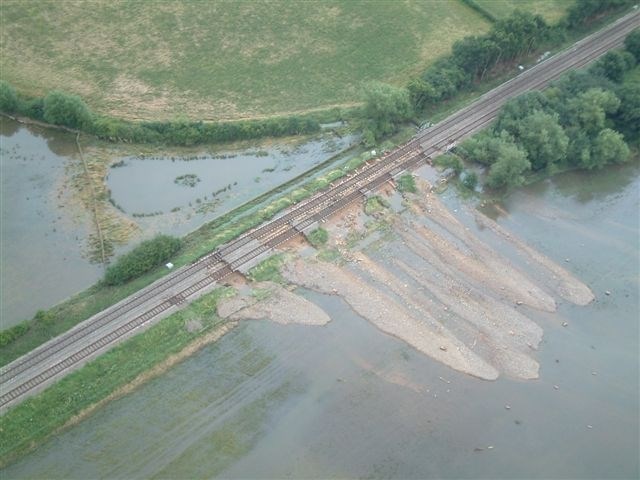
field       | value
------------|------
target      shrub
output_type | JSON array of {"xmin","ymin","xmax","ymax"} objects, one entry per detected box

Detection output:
[
  {"xmin": 624, "ymin": 28, "xmax": 640, "ymax": 62},
  {"xmin": 396, "ymin": 174, "xmax": 417, "ymax": 193},
  {"xmin": 461, "ymin": 171, "xmax": 478, "ymax": 190},
  {"xmin": 0, "ymin": 322, "xmax": 29, "ymax": 348},
  {"xmin": 43, "ymin": 90, "xmax": 93, "ymax": 129},
  {"xmin": 307, "ymin": 227, "xmax": 329, "ymax": 248},
  {"xmin": 435, "ymin": 153, "xmax": 464, "ymax": 173},
  {"xmin": 247, "ymin": 254, "xmax": 284, "ymax": 283},
  {"xmin": 0, "ymin": 81, "xmax": 18, "ymax": 112},
  {"xmin": 104, "ymin": 235, "xmax": 182, "ymax": 286}
]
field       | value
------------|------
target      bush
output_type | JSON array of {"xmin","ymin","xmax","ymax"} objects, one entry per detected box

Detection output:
[
  {"xmin": 396, "ymin": 174, "xmax": 417, "ymax": 193},
  {"xmin": 307, "ymin": 227, "xmax": 329, "ymax": 248},
  {"xmin": 0, "ymin": 322, "xmax": 29, "ymax": 348},
  {"xmin": 461, "ymin": 171, "xmax": 478, "ymax": 190},
  {"xmin": 43, "ymin": 90, "xmax": 93, "ymax": 129},
  {"xmin": 0, "ymin": 80, "xmax": 18, "ymax": 112},
  {"xmin": 435, "ymin": 152, "xmax": 464, "ymax": 173},
  {"xmin": 566, "ymin": 0, "xmax": 632, "ymax": 29},
  {"xmin": 104, "ymin": 235, "xmax": 182, "ymax": 286},
  {"xmin": 247, "ymin": 254, "xmax": 284, "ymax": 283}
]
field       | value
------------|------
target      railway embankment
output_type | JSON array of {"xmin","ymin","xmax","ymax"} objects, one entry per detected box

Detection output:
[{"xmin": 0, "ymin": 8, "xmax": 638, "ymax": 468}]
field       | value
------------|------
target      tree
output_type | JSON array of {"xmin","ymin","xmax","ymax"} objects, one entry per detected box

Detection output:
[
  {"xmin": 459, "ymin": 130, "xmax": 514, "ymax": 166},
  {"xmin": 43, "ymin": 90, "xmax": 93, "ymax": 129},
  {"xmin": 517, "ymin": 110, "xmax": 569, "ymax": 170},
  {"xmin": 566, "ymin": 88, "xmax": 620, "ymax": 133},
  {"xmin": 494, "ymin": 91, "xmax": 550, "ymax": 135},
  {"xmin": 590, "ymin": 50, "xmax": 636, "ymax": 83},
  {"xmin": 625, "ymin": 28, "xmax": 640, "ymax": 62},
  {"xmin": 485, "ymin": 140, "xmax": 531, "ymax": 189},
  {"xmin": 0, "ymin": 80, "xmax": 18, "ymax": 112},
  {"xmin": 590, "ymin": 128, "xmax": 630, "ymax": 168},
  {"xmin": 566, "ymin": 0, "xmax": 630, "ymax": 28},
  {"xmin": 361, "ymin": 82, "xmax": 413, "ymax": 143},
  {"xmin": 613, "ymin": 83, "xmax": 640, "ymax": 140}
]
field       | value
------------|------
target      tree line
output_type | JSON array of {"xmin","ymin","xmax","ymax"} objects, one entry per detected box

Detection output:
[
  {"xmin": 0, "ymin": 82, "xmax": 321, "ymax": 146},
  {"xmin": 0, "ymin": 0, "xmax": 634, "ymax": 148},
  {"xmin": 456, "ymin": 30, "xmax": 639, "ymax": 189},
  {"xmin": 359, "ymin": 0, "xmax": 635, "ymax": 144}
]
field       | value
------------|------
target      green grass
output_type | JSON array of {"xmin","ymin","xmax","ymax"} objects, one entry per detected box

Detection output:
[
  {"xmin": 364, "ymin": 195, "xmax": 390, "ymax": 216},
  {"xmin": 247, "ymin": 254, "xmax": 285, "ymax": 283},
  {"xmin": 396, "ymin": 174, "xmax": 417, "ymax": 193},
  {"xmin": 306, "ymin": 227, "xmax": 329, "ymax": 248},
  {"xmin": 473, "ymin": 0, "xmax": 572, "ymax": 24},
  {"xmin": 0, "ymin": 0, "xmax": 491, "ymax": 121},
  {"xmin": 0, "ymin": 287, "xmax": 234, "ymax": 468}
]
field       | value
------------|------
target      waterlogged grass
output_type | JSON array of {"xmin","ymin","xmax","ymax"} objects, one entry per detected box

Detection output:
[
  {"xmin": 153, "ymin": 381, "xmax": 297, "ymax": 478},
  {"xmin": 473, "ymin": 0, "xmax": 571, "ymax": 24},
  {"xmin": 0, "ymin": 0, "xmax": 490, "ymax": 121},
  {"xmin": 0, "ymin": 287, "xmax": 234, "ymax": 468}
]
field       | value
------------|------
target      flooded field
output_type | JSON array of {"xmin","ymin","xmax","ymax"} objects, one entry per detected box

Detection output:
[
  {"xmin": 106, "ymin": 134, "xmax": 355, "ymax": 237},
  {"xmin": 0, "ymin": 119, "xmax": 102, "ymax": 327},
  {"xmin": 0, "ymin": 118, "xmax": 355, "ymax": 327},
  {"xmin": 4, "ymin": 161, "xmax": 637, "ymax": 478}
]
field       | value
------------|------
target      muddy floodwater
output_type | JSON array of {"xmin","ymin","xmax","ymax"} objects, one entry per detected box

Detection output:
[
  {"xmin": 4, "ymin": 162, "xmax": 638, "ymax": 478},
  {"xmin": 106, "ymin": 133, "xmax": 355, "ymax": 237},
  {"xmin": 0, "ymin": 119, "xmax": 102, "ymax": 327}
]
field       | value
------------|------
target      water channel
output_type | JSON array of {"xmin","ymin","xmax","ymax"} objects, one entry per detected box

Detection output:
[{"xmin": 4, "ymin": 161, "xmax": 638, "ymax": 478}]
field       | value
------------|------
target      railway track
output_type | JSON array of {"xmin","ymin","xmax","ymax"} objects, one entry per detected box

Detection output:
[{"xmin": 2, "ymin": 9, "xmax": 638, "ymax": 411}]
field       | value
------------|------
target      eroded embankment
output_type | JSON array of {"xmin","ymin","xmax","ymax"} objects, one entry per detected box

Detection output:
[{"xmin": 222, "ymin": 176, "xmax": 594, "ymax": 381}]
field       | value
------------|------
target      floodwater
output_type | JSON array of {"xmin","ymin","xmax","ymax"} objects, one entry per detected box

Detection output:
[
  {"xmin": 0, "ymin": 119, "xmax": 103, "ymax": 327},
  {"xmin": 0, "ymin": 119, "xmax": 356, "ymax": 327},
  {"xmin": 4, "ymin": 162, "xmax": 638, "ymax": 478},
  {"xmin": 106, "ymin": 134, "xmax": 355, "ymax": 237}
]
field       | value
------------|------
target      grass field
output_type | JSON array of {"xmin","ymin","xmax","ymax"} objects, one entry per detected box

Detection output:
[
  {"xmin": 474, "ymin": 0, "xmax": 572, "ymax": 24},
  {"xmin": 0, "ymin": 0, "xmax": 491, "ymax": 121}
]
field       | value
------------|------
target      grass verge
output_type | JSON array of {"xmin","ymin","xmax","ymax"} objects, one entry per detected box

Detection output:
[{"xmin": 0, "ymin": 287, "xmax": 235, "ymax": 468}]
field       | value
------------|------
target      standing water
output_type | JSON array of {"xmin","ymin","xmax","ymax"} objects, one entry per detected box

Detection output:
[
  {"xmin": 106, "ymin": 134, "xmax": 356, "ymax": 237},
  {"xmin": 0, "ymin": 119, "xmax": 356, "ymax": 327},
  {"xmin": 3, "ymin": 162, "xmax": 638, "ymax": 478},
  {"xmin": 0, "ymin": 119, "xmax": 102, "ymax": 327}
]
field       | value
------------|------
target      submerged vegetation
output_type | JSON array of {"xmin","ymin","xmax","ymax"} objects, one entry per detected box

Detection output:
[{"xmin": 174, "ymin": 173, "xmax": 201, "ymax": 187}]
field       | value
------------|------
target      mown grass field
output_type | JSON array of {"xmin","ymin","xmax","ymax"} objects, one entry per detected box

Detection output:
[
  {"xmin": 0, "ymin": 0, "xmax": 492, "ymax": 121},
  {"xmin": 474, "ymin": 0, "xmax": 572, "ymax": 24}
]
